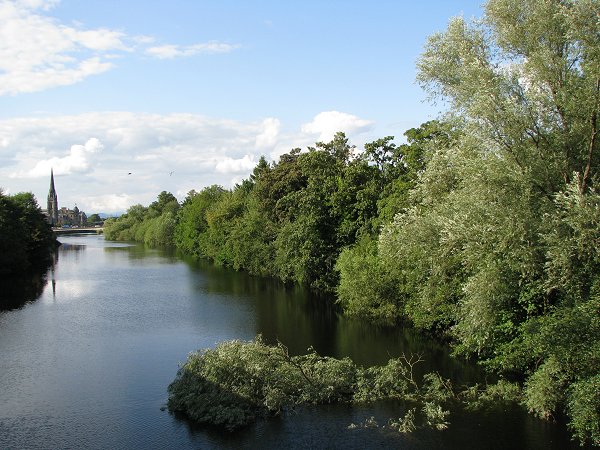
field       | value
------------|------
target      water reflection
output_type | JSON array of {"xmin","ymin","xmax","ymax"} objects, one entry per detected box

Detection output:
[
  {"xmin": 59, "ymin": 242, "xmax": 87, "ymax": 253},
  {"xmin": 0, "ymin": 272, "xmax": 48, "ymax": 311},
  {"xmin": 0, "ymin": 246, "xmax": 62, "ymax": 311},
  {"xmin": 179, "ymin": 253, "xmax": 483, "ymax": 382},
  {"xmin": 103, "ymin": 241, "xmax": 180, "ymax": 264}
]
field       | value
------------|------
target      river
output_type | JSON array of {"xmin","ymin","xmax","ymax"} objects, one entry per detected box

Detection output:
[{"xmin": 0, "ymin": 234, "xmax": 581, "ymax": 449}]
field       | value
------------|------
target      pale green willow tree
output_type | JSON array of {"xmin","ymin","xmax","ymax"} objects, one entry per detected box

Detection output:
[{"xmin": 378, "ymin": 0, "xmax": 599, "ymax": 444}]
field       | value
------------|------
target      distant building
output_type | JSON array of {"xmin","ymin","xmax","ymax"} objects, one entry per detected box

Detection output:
[
  {"xmin": 44, "ymin": 170, "xmax": 87, "ymax": 227},
  {"xmin": 57, "ymin": 205, "xmax": 87, "ymax": 227}
]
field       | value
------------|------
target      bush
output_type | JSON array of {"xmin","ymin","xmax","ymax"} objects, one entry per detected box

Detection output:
[{"xmin": 168, "ymin": 336, "xmax": 454, "ymax": 431}]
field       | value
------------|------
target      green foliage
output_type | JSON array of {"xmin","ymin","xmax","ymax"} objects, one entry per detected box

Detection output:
[
  {"xmin": 544, "ymin": 178, "xmax": 600, "ymax": 306},
  {"xmin": 388, "ymin": 408, "xmax": 417, "ymax": 434},
  {"xmin": 365, "ymin": 0, "xmax": 600, "ymax": 444},
  {"xmin": 335, "ymin": 236, "xmax": 400, "ymax": 322},
  {"xmin": 523, "ymin": 356, "xmax": 568, "ymax": 420},
  {"xmin": 0, "ymin": 190, "xmax": 57, "ymax": 275},
  {"xmin": 422, "ymin": 402, "xmax": 450, "ymax": 431},
  {"xmin": 104, "ymin": 192, "xmax": 180, "ymax": 247},
  {"xmin": 168, "ymin": 337, "xmax": 454, "ymax": 432},
  {"xmin": 461, "ymin": 380, "xmax": 522, "ymax": 411},
  {"xmin": 567, "ymin": 374, "xmax": 600, "ymax": 447},
  {"xmin": 174, "ymin": 186, "xmax": 227, "ymax": 256},
  {"xmin": 167, "ymin": 130, "xmax": 426, "ymax": 294},
  {"xmin": 86, "ymin": 213, "xmax": 102, "ymax": 224}
]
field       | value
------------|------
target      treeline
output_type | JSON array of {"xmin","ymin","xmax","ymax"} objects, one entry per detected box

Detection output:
[
  {"xmin": 0, "ymin": 191, "xmax": 57, "ymax": 275},
  {"xmin": 105, "ymin": 0, "xmax": 599, "ymax": 445},
  {"xmin": 105, "ymin": 123, "xmax": 446, "ymax": 293},
  {"xmin": 104, "ymin": 191, "xmax": 180, "ymax": 246}
]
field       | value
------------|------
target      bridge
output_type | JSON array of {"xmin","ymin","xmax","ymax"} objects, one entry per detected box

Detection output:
[{"xmin": 53, "ymin": 227, "xmax": 104, "ymax": 235}]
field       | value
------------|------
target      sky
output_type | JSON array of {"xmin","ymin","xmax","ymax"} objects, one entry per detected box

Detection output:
[{"xmin": 0, "ymin": 0, "xmax": 484, "ymax": 214}]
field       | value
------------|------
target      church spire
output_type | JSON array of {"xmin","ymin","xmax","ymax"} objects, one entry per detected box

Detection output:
[
  {"xmin": 47, "ymin": 169, "xmax": 58, "ymax": 225},
  {"xmin": 49, "ymin": 168, "xmax": 56, "ymax": 191}
]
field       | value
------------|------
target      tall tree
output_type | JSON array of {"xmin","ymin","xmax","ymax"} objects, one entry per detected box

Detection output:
[{"xmin": 376, "ymin": 0, "xmax": 599, "ymax": 444}]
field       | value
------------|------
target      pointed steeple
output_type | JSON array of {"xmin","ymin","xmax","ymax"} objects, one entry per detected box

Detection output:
[{"xmin": 47, "ymin": 169, "xmax": 59, "ymax": 225}]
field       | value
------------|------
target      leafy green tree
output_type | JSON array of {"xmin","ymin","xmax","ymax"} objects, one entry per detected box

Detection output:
[
  {"xmin": 0, "ymin": 190, "xmax": 57, "ymax": 275},
  {"xmin": 149, "ymin": 191, "xmax": 179, "ymax": 216},
  {"xmin": 168, "ymin": 336, "xmax": 454, "ymax": 432},
  {"xmin": 87, "ymin": 213, "xmax": 102, "ymax": 224},
  {"xmin": 0, "ymin": 191, "xmax": 29, "ymax": 274},
  {"xmin": 231, "ymin": 205, "xmax": 276, "ymax": 276},
  {"xmin": 174, "ymin": 185, "xmax": 228, "ymax": 256},
  {"xmin": 104, "ymin": 191, "xmax": 180, "ymax": 246},
  {"xmin": 373, "ymin": 0, "xmax": 600, "ymax": 444},
  {"xmin": 375, "ymin": 121, "xmax": 458, "ymax": 223},
  {"xmin": 335, "ymin": 236, "xmax": 400, "ymax": 322}
]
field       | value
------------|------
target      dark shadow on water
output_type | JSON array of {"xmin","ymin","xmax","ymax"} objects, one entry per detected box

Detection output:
[
  {"xmin": 171, "ymin": 396, "xmax": 588, "ymax": 450},
  {"xmin": 0, "ymin": 271, "xmax": 49, "ymax": 311},
  {"xmin": 170, "ymin": 399, "xmax": 436, "ymax": 450},
  {"xmin": 0, "ymin": 247, "xmax": 61, "ymax": 311}
]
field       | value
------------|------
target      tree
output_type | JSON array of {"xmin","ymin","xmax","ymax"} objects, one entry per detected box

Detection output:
[
  {"xmin": 417, "ymin": 0, "xmax": 599, "ymax": 195},
  {"xmin": 0, "ymin": 190, "xmax": 56, "ymax": 275},
  {"xmin": 0, "ymin": 190, "xmax": 28, "ymax": 274},
  {"xmin": 174, "ymin": 185, "xmax": 228, "ymax": 256},
  {"xmin": 149, "ymin": 191, "xmax": 179, "ymax": 216},
  {"xmin": 87, "ymin": 213, "xmax": 102, "ymax": 224},
  {"xmin": 375, "ymin": 0, "xmax": 600, "ymax": 444},
  {"xmin": 104, "ymin": 191, "xmax": 180, "ymax": 246}
]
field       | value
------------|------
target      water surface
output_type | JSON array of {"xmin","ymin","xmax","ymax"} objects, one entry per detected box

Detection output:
[{"xmin": 0, "ymin": 235, "xmax": 579, "ymax": 449}]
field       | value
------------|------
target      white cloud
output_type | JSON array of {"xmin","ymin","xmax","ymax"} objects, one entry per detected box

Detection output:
[
  {"xmin": 301, "ymin": 111, "xmax": 374, "ymax": 142},
  {"xmin": 86, "ymin": 193, "xmax": 134, "ymax": 214},
  {"xmin": 15, "ymin": 0, "xmax": 59, "ymax": 11},
  {"xmin": 145, "ymin": 41, "xmax": 238, "ymax": 59},
  {"xmin": 18, "ymin": 137, "xmax": 103, "ymax": 177},
  {"xmin": 0, "ymin": 1, "xmax": 240, "ymax": 95},
  {"xmin": 61, "ymin": 27, "xmax": 129, "ymax": 51},
  {"xmin": 0, "ymin": 1, "xmax": 125, "ymax": 95},
  {"xmin": 215, "ymin": 155, "xmax": 256, "ymax": 174},
  {"xmin": 255, "ymin": 118, "xmax": 280, "ymax": 150}
]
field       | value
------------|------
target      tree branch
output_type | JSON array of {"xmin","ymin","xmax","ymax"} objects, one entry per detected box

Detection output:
[{"xmin": 581, "ymin": 78, "xmax": 600, "ymax": 193}]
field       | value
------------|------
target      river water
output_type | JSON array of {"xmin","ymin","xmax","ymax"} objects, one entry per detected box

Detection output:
[{"xmin": 0, "ymin": 235, "xmax": 581, "ymax": 449}]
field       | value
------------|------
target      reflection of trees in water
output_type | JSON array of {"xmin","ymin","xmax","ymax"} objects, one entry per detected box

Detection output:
[
  {"xmin": 0, "ymin": 248, "xmax": 61, "ymax": 311},
  {"xmin": 57, "ymin": 242, "xmax": 86, "ymax": 265},
  {"xmin": 0, "ymin": 271, "xmax": 48, "ymax": 311},
  {"xmin": 103, "ymin": 243, "xmax": 179, "ymax": 263},
  {"xmin": 58, "ymin": 243, "xmax": 86, "ymax": 254}
]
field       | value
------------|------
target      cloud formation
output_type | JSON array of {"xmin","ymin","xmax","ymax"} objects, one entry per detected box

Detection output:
[
  {"xmin": 145, "ymin": 42, "xmax": 239, "ymax": 59},
  {"xmin": 215, "ymin": 155, "xmax": 257, "ymax": 174},
  {"xmin": 301, "ymin": 111, "xmax": 374, "ymax": 142},
  {"xmin": 0, "ymin": 110, "xmax": 374, "ymax": 213},
  {"xmin": 0, "ymin": 0, "xmax": 239, "ymax": 95},
  {"xmin": 255, "ymin": 118, "xmax": 280, "ymax": 150},
  {"xmin": 22, "ymin": 137, "xmax": 103, "ymax": 177}
]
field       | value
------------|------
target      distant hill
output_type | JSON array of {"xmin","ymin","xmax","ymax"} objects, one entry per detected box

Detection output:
[{"xmin": 98, "ymin": 212, "xmax": 123, "ymax": 219}]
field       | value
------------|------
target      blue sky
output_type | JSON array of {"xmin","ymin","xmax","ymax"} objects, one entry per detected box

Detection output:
[{"xmin": 0, "ymin": 0, "xmax": 484, "ymax": 213}]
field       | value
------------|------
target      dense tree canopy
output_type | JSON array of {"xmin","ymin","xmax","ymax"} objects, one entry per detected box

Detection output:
[
  {"xmin": 0, "ymin": 190, "xmax": 57, "ymax": 276},
  {"xmin": 371, "ymin": 0, "xmax": 599, "ymax": 444}
]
